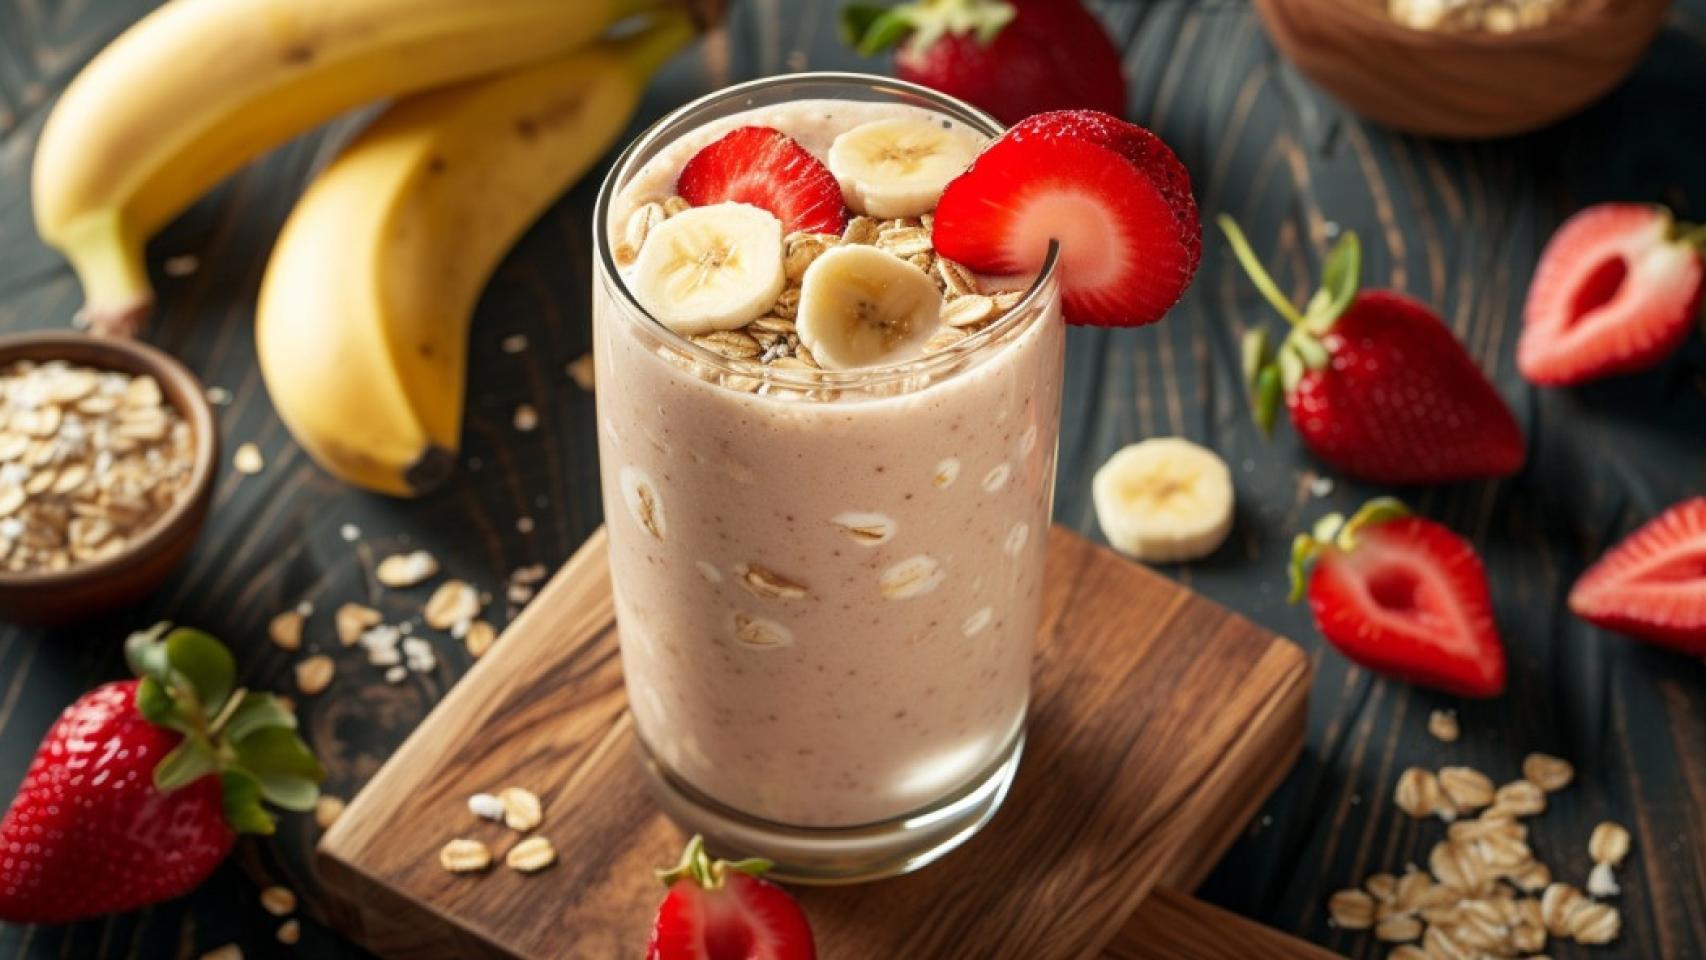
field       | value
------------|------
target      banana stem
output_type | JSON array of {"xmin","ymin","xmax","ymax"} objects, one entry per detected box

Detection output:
[{"xmin": 60, "ymin": 210, "xmax": 154, "ymax": 336}]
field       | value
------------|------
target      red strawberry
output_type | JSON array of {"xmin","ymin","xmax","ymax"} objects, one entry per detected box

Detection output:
[
  {"xmin": 1518, "ymin": 204, "xmax": 1705, "ymax": 386},
  {"xmin": 932, "ymin": 110, "xmax": 1201, "ymax": 327},
  {"xmin": 1291, "ymin": 499, "xmax": 1507, "ymax": 698},
  {"xmin": 676, "ymin": 127, "xmax": 848, "ymax": 235},
  {"xmin": 843, "ymin": 0, "xmax": 1126, "ymax": 126},
  {"xmin": 647, "ymin": 835, "xmax": 815, "ymax": 960},
  {"xmin": 0, "ymin": 625, "xmax": 321, "ymax": 924},
  {"xmin": 1569, "ymin": 497, "xmax": 1706, "ymax": 656},
  {"xmin": 1222, "ymin": 216, "xmax": 1525, "ymax": 485}
]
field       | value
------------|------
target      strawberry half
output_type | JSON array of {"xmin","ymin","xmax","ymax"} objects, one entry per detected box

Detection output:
[
  {"xmin": 1569, "ymin": 496, "xmax": 1706, "ymax": 656},
  {"xmin": 1291, "ymin": 499, "xmax": 1507, "ymax": 698},
  {"xmin": 842, "ymin": 0, "xmax": 1127, "ymax": 126},
  {"xmin": 1518, "ymin": 204, "xmax": 1705, "ymax": 386},
  {"xmin": 0, "ymin": 625, "xmax": 322, "ymax": 924},
  {"xmin": 676, "ymin": 126, "xmax": 849, "ymax": 235},
  {"xmin": 932, "ymin": 110, "xmax": 1201, "ymax": 327},
  {"xmin": 647, "ymin": 835, "xmax": 815, "ymax": 960},
  {"xmin": 1222, "ymin": 216, "xmax": 1525, "ymax": 485}
]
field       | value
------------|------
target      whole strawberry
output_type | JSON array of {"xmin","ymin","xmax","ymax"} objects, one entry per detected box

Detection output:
[
  {"xmin": 1291, "ymin": 498, "xmax": 1507, "ymax": 698},
  {"xmin": 842, "ymin": 0, "xmax": 1126, "ymax": 126},
  {"xmin": 0, "ymin": 625, "xmax": 321, "ymax": 924},
  {"xmin": 647, "ymin": 835, "xmax": 815, "ymax": 960},
  {"xmin": 1221, "ymin": 216, "xmax": 1525, "ymax": 485}
]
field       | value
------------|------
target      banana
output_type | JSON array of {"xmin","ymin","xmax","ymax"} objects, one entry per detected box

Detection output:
[
  {"xmin": 33, "ymin": 0, "xmax": 693, "ymax": 335},
  {"xmin": 796, "ymin": 245, "xmax": 943, "ymax": 369},
  {"xmin": 1091, "ymin": 437, "xmax": 1235, "ymax": 563},
  {"xmin": 255, "ymin": 14, "xmax": 695, "ymax": 497},
  {"xmin": 630, "ymin": 203, "xmax": 786, "ymax": 334},
  {"xmin": 826, "ymin": 117, "xmax": 983, "ymax": 219}
]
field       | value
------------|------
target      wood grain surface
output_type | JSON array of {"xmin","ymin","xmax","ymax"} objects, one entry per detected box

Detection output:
[
  {"xmin": 318, "ymin": 525, "xmax": 1309, "ymax": 960},
  {"xmin": 2, "ymin": 1, "xmax": 1705, "ymax": 958}
]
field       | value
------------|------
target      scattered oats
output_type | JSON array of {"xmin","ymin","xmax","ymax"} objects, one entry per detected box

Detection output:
[
  {"xmin": 941, "ymin": 294, "xmax": 995, "ymax": 328},
  {"xmin": 732, "ymin": 612, "xmax": 793, "ymax": 648},
  {"xmin": 465, "ymin": 620, "xmax": 497, "ymax": 658},
  {"xmin": 500, "ymin": 333, "xmax": 529, "ymax": 354},
  {"xmin": 1427, "ymin": 709, "xmax": 1460, "ymax": 743},
  {"xmin": 1428, "ymin": 840, "xmax": 1485, "ymax": 895},
  {"xmin": 164, "ymin": 254, "xmax": 200, "ymax": 277},
  {"xmin": 402, "ymin": 636, "xmax": 436, "ymax": 673},
  {"xmin": 234, "ymin": 442, "xmax": 264, "ymax": 474},
  {"xmin": 830, "ymin": 511, "xmax": 895, "ymax": 547},
  {"xmin": 314, "ymin": 795, "xmax": 345, "ymax": 829},
  {"xmin": 734, "ymin": 562, "xmax": 809, "ymax": 601},
  {"xmin": 294, "ymin": 655, "xmax": 334, "ymax": 695},
  {"xmin": 339, "ymin": 523, "xmax": 361, "ymax": 542},
  {"xmin": 201, "ymin": 946, "xmax": 242, "ymax": 960},
  {"xmin": 505, "ymin": 835, "xmax": 556, "ymax": 874},
  {"xmin": 1395, "ymin": 767, "xmax": 1450, "ymax": 819},
  {"xmin": 1588, "ymin": 821, "xmax": 1630, "ymax": 867},
  {"xmin": 376, "ymin": 549, "xmax": 438, "ymax": 587},
  {"xmin": 335, "ymin": 602, "xmax": 383, "ymax": 645},
  {"xmin": 1438, "ymin": 767, "xmax": 1495, "ymax": 811},
  {"xmin": 260, "ymin": 885, "xmax": 297, "ymax": 916},
  {"xmin": 439, "ymin": 838, "xmax": 492, "ymax": 873},
  {"xmin": 1387, "ymin": 947, "xmax": 1427, "ymax": 960},
  {"xmin": 268, "ymin": 610, "xmax": 304, "ymax": 651},
  {"xmin": 1309, "ymin": 475, "xmax": 1335, "ymax": 497},
  {"xmin": 621, "ymin": 467, "xmax": 664, "ymax": 540},
  {"xmin": 1586, "ymin": 861, "xmax": 1621, "ymax": 898},
  {"xmin": 1571, "ymin": 900, "xmax": 1621, "ymax": 944},
  {"xmin": 1421, "ymin": 926, "xmax": 1470, "ymax": 959},
  {"xmin": 276, "ymin": 920, "xmax": 300, "ymax": 945},
  {"xmin": 1541, "ymin": 882, "xmax": 1586, "ymax": 936},
  {"xmin": 1365, "ymin": 872, "xmax": 1398, "ymax": 903},
  {"xmin": 423, "ymin": 579, "xmax": 480, "ymax": 630},
  {"xmin": 879, "ymin": 554, "xmax": 944, "ymax": 600},
  {"xmin": 1328, "ymin": 888, "xmax": 1376, "ymax": 929},
  {"xmin": 468, "ymin": 792, "xmax": 505, "ymax": 821},
  {"xmin": 499, "ymin": 787, "xmax": 543, "ymax": 832},
  {"xmin": 511, "ymin": 563, "xmax": 548, "ymax": 585},
  {"xmin": 295, "ymin": 600, "xmax": 314, "ymax": 617},
  {"xmin": 567, "ymin": 353, "xmax": 596, "ymax": 391},
  {"xmin": 384, "ymin": 665, "xmax": 408, "ymax": 684},
  {"xmin": 1375, "ymin": 914, "xmax": 1422, "ymax": 942},
  {"xmin": 1493, "ymin": 779, "xmax": 1546, "ymax": 817},
  {"xmin": 512, "ymin": 403, "xmax": 539, "ymax": 432},
  {"xmin": 506, "ymin": 582, "xmax": 534, "ymax": 605},
  {"xmin": 618, "ymin": 201, "xmax": 665, "ymax": 267},
  {"xmin": 1521, "ymin": 753, "xmax": 1574, "ymax": 792},
  {"xmin": 1512, "ymin": 859, "xmax": 1551, "ymax": 893},
  {"xmin": 205, "ymin": 386, "xmax": 231, "ymax": 406}
]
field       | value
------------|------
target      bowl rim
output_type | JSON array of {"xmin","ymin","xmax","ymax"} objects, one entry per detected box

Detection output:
[
  {"xmin": 1310, "ymin": 0, "xmax": 1642, "ymax": 48},
  {"xmin": 0, "ymin": 330, "xmax": 218, "ymax": 591}
]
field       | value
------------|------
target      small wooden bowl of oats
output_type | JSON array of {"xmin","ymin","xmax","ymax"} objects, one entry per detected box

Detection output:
[
  {"xmin": 1251, "ymin": 0, "xmax": 1671, "ymax": 139},
  {"xmin": 0, "ymin": 331, "xmax": 218, "ymax": 626}
]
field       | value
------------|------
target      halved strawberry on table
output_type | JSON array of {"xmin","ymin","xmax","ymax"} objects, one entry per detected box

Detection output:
[
  {"xmin": 676, "ymin": 126, "xmax": 850, "ymax": 235},
  {"xmin": 648, "ymin": 834, "xmax": 815, "ymax": 960},
  {"xmin": 1569, "ymin": 496, "xmax": 1706, "ymax": 657},
  {"xmin": 1291, "ymin": 498, "xmax": 1507, "ymax": 698},
  {"xmin": 1518, "ymin": 203, "xmax": 1705, "ymax": 386},
  {"xmin": 1220, "ymin": 216, "xmax": 1526, "ymax": 485},
  {"xmin": 932, "ymin": 109, "xmax": 1201, "ymax": 327},
  {"xmin": 0, "ymin": 625, "xmax": 321, "ymax": 924}
]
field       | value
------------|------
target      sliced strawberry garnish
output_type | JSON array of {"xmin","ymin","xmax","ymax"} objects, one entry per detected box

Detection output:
[
  {"xmin": 1569, "ymin": 497, "xmax": 1706, "ymax": 656},
  {"xmin": 1292, "ymin": 499, "xmax": 1507, "ymax": 698},
  {"xmin": 647, "ymin": 835, "xmax": 816, "ymax": 960},
  {"xmin": 1517, "ymin": 203, "xmax": 1705, "ymax": 385},
  {"xmin": 676, "ymin": 126, "xmax": 849, "ymax": 235},
  {"xmin": 932, "ymin": 110, "xmax": 1201, "ymax": 327}
]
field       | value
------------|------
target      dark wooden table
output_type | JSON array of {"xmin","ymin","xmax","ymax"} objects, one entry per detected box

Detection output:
[{"xmin": 3, "ymin": 1, "xmax": 1704, "ymax": 958}]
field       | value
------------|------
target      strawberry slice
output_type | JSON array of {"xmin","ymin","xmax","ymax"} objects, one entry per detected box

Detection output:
[
  {"xmin": 1569, "ymin": 497, "xmax": 1706, "ymax": 656},
  {"xmin": 932, "ymin": 110, "xmax": 1201, "ymax": 327},
  {"xmin": 1292, "ymin": 499, "xmax": 1507, "ymax": 698},
  {"xmin": 676, "ymin": 126, "xmax": 849, "ymax": 235},
  {"xmin": 647, "ymin": 835, "xmax": 816, "ymax": 960},
  {"xmin": 1518, "ymin": 203, "xmax": 1705, "ymax": 385}
]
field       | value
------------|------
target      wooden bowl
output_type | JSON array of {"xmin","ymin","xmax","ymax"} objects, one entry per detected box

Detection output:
[
  {"xmin": 0, "ymin": 332, "xmax": 218, "ymax": 626},
  {"xmin": 1251, "ymin": 0, "xmax": 1672, "ymax": 139}
]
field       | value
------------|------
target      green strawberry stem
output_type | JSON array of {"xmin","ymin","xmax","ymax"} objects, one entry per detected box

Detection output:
[
  {"xmin": 1217, "ymin": 216, "xmax": 1306, "ymax": 328},
  {"xmin": 125, "ymin": 623, "xmax": 324, "ymax": 834},
  {"xmin": 656, "ymin": 834, "xmax": 774, "ymax": 889},
  {"xmin": 842, "ymin": 0, "xmax": 1015, "ymax": 57},
  {"xmin": 1287, "ymin": 497, "xmax": 1411, "ymax": 603}
]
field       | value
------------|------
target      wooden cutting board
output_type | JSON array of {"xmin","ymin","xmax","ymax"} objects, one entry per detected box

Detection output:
[{"xmin": 317, "ymin": 526, "xmax": 1318, "ymax": 959}]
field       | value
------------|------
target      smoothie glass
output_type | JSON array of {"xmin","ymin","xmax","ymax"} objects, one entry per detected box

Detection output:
[{"xmin": 591, "ymin": 74, "xmax": 1064, "ymax": 882}]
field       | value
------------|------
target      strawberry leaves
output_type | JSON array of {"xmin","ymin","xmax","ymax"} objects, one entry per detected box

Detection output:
[
  {"xmin": 655, "ymin": 834, "xmax": 773, "ymax": 889},
  {"xmin": 124, "ymin": 623, "xmax": 323, "ymax": 834},
  {"xmin": 842, "ymin": 0, "xmax": 1017, "ymax": 56}
]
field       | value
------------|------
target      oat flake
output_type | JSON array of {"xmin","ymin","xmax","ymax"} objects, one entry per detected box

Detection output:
[{"xmin": 880, "ymin": 554, "xmax": 944, "ymax": 600}]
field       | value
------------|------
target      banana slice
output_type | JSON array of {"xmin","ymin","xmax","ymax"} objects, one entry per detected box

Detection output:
[
  {"xmin": 827, "ymin": 117, "xmax": 983, "ymax": 219},
  {"xmin": 796, "ymin": 245, "xmax": 943, "ymax": 369},
  {"xmin": 1092, "ymin": 438, "xmax": 1235, "ymax": 563},
  {"xmin": 630, "ymin": 202, "xmax": 785, "ymax": 335}
]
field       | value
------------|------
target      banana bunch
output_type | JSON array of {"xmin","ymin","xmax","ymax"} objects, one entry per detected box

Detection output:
[
  {"xmin": 256, "ymin": 14, "xmax": 696, "ymax": 495},
  {"xmin": 33, "ymin": 0, "xmax": 691, "ymax": 335}
]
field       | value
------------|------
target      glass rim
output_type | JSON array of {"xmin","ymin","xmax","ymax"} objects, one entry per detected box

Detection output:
[{"xmin": 592, "ymin": 71, "xmax": 1062, "ymax": 389}]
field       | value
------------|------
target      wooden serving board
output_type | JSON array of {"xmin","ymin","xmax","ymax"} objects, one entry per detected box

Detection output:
[{"xmin": 318, "ymin": 526, "xmax": 1316, "ymax": 959}]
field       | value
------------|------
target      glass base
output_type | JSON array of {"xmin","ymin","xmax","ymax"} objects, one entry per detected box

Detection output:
[{"xmin": 635, "ymin": 725, "xmax": 1025, "ymax": 885}]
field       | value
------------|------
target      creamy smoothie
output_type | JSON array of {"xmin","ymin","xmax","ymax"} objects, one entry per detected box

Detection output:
[{"xmin": 592, "ymin": 79, "xmax": 1064, "ymax": 865}]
